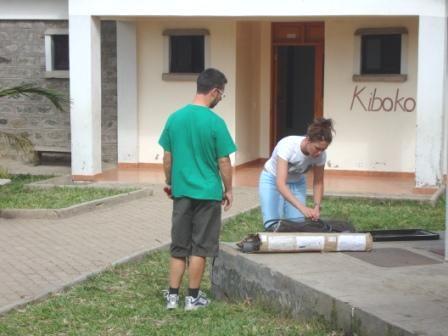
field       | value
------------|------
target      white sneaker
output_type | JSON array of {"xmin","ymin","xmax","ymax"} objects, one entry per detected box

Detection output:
[
  {"xmin": 184, "ymin": 291, "xmax": 210, "ymax": 311},
  {"xmin": 163, "ymin": 290, "xmax": 179, "ymax": 309}
]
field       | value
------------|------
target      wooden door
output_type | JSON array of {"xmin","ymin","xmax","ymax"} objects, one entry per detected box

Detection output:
[{"xmin": 271, "ymin": 22, "xmax": 324, "ymax": 149}]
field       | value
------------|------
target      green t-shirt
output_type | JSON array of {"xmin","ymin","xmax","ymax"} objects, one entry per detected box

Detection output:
[{"xmin": 158, "ymin": 104, "xmax": 237, "ymax": 201}]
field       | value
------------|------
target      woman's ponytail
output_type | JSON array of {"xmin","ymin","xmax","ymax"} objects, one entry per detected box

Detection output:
[{"xmin": 306, "ymin": 118, "xmax": 335, "ymax": 143}]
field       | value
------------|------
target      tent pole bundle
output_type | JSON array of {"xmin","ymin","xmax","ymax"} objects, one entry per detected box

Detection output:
[{"xmin": 237, "ymin": 232, "xmax": 373, "ymax": 253}]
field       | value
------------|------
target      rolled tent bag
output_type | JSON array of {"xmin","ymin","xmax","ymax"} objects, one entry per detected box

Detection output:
[
  {"xmin": 263, "ymin": 218, "xmax": 356, "ymax": 233},
  {"xmin": 237, "ymin": 232, "xmax": 373, "ymax": 253}
]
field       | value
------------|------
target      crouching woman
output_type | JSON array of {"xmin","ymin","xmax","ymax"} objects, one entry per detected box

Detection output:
[{"xmin": 259, "ymin": 118, "xmax": 335, "ymax": 230}]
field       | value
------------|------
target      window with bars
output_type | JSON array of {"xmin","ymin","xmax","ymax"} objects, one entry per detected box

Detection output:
[
  {"xmin": 162, "ymin": 29, "xmax": 209, "ymax": 81},
  {"xmin": 353, "ymin": 27, "xmax": 408, "ymax": 82},
  {"xmin": 361, "ymin": 34, "xmax": 401, "ymax": 75},
  {"xmin": 169, "ymin": 35, "xmax": 204, "ymax": 73},
  {"xmin": 45, "ymin": 29, "xmax": 69, "ymax": 78}
]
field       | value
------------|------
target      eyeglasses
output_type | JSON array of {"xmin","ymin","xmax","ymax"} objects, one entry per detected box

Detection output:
[{"xmin": 216, "ymin": 88, "xmax": 226, "ymax": 98}]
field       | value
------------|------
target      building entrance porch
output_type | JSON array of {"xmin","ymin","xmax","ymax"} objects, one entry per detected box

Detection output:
[{"xmin": 95, "ymin": 162, "xmax": 438, "ymax": 200}]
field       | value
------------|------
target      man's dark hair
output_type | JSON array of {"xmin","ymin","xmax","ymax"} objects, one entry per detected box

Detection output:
[{"xmin": 197, "ymin": 68, "xmax": 227, "ymax": 94}]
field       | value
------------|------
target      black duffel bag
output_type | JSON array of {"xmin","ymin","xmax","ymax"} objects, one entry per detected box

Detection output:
[{"xmin": 264, "ymin": 218, "xmax": 355, "ymax": 233}]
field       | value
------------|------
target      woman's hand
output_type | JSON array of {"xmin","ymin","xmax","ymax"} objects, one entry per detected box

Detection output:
[
  {"xmin": 298, "ymin": 205, "xmax": 319, "ymax": 221},
  {"xmin": 312, "ymin": 204, "xmax": 321, "ymax": 221}
]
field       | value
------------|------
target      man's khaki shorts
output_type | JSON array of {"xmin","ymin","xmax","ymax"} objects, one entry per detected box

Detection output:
[{"xmin": 170, "ymin": 197, "xmax": 222, "ymax": 257}]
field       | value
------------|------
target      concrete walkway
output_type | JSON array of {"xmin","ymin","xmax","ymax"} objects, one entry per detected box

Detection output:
[
  {"xmin": 0, "ymin": 186, "xmax": 259, "ymax": 314},
  {"xmin": 213, "ymin": 237, "xmax": 447, "ymax": 336}
]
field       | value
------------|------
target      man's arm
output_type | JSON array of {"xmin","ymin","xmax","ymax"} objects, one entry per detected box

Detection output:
[
  {"xmin": 163, "ymin": 151, "xmax": 172, "ymax": 185},
  {"xmin": 218, "ymin": 156, "xmax": 233, "ymax": 211}
]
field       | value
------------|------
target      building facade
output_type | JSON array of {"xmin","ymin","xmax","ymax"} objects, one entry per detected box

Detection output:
[{"xmin": 0, "ymin": 0, "xmax": 447, "ymax": 189}]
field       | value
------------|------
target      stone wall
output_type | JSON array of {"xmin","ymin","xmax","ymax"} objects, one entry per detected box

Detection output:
[
  {"xmin": 0, "ymin": 20, "xmax": 117, "ymax": 163},
  {"xmin": 100, "ymin": 21, "xmax": 117, "ymax": 163}
]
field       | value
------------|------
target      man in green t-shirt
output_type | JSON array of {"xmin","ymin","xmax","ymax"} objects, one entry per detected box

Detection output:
[{"xmin": 158, "ymin": 68, "xmax": 237, "ymax": 311}]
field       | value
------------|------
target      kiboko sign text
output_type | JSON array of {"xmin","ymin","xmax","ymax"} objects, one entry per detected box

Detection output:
[{"xmin": 350, "ymin": 86, "xmax": 416, "ymax": 112}]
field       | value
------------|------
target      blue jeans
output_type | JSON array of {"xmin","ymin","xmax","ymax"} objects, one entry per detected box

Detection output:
[{"xmin": 258, "ymin": 170, "xmax": 306, "ymax": 229}]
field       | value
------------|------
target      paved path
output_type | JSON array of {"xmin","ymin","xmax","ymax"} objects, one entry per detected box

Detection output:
[{"xmin": 0, "ymin": 186, "xmax": 259, "ymax": 314}]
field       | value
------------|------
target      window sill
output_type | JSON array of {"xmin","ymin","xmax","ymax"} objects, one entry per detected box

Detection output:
[
  {"xmin": 352, "ymin": 74, "xmax": 407, "ymax": 82},
  {"xmin": 162, "ymin": 73, "xmax": 199, "ymax": 81},
  {"xmin": 45, "ymin": 71, "xmax": 69, "ymax": 79}
]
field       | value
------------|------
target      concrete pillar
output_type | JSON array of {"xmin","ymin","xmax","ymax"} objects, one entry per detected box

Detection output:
[
  {"xmin": 116, "ymin": 21, "xmax": 139, "ymax": 164},
  {"xmin": 444, "ymin": 3, "xmax": 448, "ymax": 262},
  {"xmin": 415, "ymin": 15, "xmax": 447, "ymax": 187},
  {"xmin": 69, "ymin": 15, "xmax": 102, "ymax": 179}
]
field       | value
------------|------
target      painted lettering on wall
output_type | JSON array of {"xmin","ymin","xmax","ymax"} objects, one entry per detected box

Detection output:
[{"xmin": 350, "ymin": 86, "xmax": 416, "ymax": 112}]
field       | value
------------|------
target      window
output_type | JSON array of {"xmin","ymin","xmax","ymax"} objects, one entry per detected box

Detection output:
[
  {"xmin": 45, "ymin": 29, "xmax": 69, "ymax": 78},
  {"xmin": 353, "ymin": 27, "xmax": 408, "ymax": 82},
  {"xmin": 170, "ymin": 35, "xmax": 204, "ymax": 73},
  {"xmin": 162, "ymin": 29, "xmax": 209, "ymax": 81},
  {"xmin": 52, "ymin": 35, "xmax": 69, "ymax": 70},
  {"xmin": 361, "ymin": 34, "xmax": 401, "ymax": 74}
]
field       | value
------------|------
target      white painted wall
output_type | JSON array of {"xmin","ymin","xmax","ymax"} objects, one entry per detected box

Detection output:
[
  {"xmin": 324, "ymin": 17, "xmax": 418, "ymax": 173},
  {"xmin": 235, "ymin": 22, "xmax": 261, "ymax": 165},
  {"xmin": 135, "ymin": 16, "xmax": 424, "ymax": 172},
  {"xmin": 0, "ymin": 0, "xmax": 67, "ymax": 19},
  {"xmin": 137, "ymin": 20, "xmax": 237, "ymax": 164},
  {"xmin": 69, "ymin": 0, "xmax": 445, "ymax": 18}
]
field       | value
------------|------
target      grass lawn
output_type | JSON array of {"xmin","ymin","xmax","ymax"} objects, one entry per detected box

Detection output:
[
  {"xmin": 0, "ymin": 190, "xmax": 444, "ymax": 335},
  {"xmin": 221, "ymin": 196, "xmax": 446, "ymax": 242},
  {"xmin": 0, "ymin": 251, "xmax": 340, "ymax": 336},
  {"xmin": 0, "ymin": 175, "xmax": 135, "ymax": 209}
]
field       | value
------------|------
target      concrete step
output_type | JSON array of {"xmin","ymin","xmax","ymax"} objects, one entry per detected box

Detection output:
[{"xmin": 212, "ymin": 239, "xmax": 447, "ymax": 336}]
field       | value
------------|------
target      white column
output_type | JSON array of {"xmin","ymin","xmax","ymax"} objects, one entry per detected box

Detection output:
[
  {"xmin": 116, "ymin": 21, "xmax": 139, "ymax": 163},
  {"xmin": 415, "ymin": 15, "xmax": 447, "ymax": 187},
  {"xmin": 444, "ymin": 3, "xmax": 448, "ymax": 262},
  {"xmin": 69, "ymin": 15, "xmax": 102, "ymax": 177}
]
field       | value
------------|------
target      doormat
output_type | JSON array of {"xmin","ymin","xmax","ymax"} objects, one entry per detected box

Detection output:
[{"xmin": 344, "ymin": 248, "xmax": 442, "ymax": 267}]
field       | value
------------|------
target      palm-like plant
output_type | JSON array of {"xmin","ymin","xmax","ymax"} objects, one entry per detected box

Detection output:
[
  {"xmin": 0, "ymin": 83, "xmax": 69, "ymax": 112},
  {"xmin": 0, "ymin": 83, "xmax": 70, "ymax": 162}
]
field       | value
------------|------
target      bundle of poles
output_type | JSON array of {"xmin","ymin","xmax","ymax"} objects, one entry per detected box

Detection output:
[{"xmin": 237, "ymin": 232, "xmax": 373, "ymax": 253}]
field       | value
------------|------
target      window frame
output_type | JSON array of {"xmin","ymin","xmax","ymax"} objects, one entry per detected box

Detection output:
[
  {"xmin": 353, "ymin": 27, "xmax": 408, "ymax": 82},
  {"xmin": 162, "ymin": 29, "xmax": 210, "ymax": 81},
  {"xmin": 44, "ymin": 28, "xmax": 69, "ymax": 79}
]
